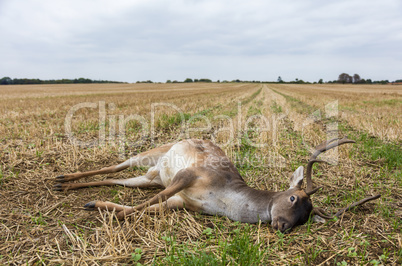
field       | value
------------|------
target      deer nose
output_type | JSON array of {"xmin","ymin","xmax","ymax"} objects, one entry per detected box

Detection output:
[
  {"xmin": 279, "ymin": 222, "xmax": 289, "ymax": 232},
  {"xmin": 272, "ymin": 218, "xmax": 290, "ymax": 233}
]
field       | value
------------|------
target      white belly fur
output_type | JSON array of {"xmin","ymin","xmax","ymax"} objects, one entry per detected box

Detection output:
[{"xmin": 156, "ymin": 141, "xmax": 198, "ymax": 187}]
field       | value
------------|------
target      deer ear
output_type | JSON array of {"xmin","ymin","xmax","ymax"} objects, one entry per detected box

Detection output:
[{"xmin": 289, "ymin": 166, "xmax": 304, "ymax": 189}]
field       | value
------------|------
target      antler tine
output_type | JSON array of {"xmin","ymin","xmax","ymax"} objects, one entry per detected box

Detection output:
[
  {"xmin": 305, "ymin": 159, "xmax": 326, "ymax": 193},
  {"xmin": 312, "ymin": 207, "xmax": 333, "ymax": 219},
  {"xmin": 305, "ymin": 136, "xmax": 356, "ymax": 194},
  {"xmin": 333, "ymin": 194, "xmax": 381, "ymax": 218},
  {"xmin": 310, "ymin": 136, "xmax": 356, "ymax": 160},
  {"xmin": 312, "ymin": 194, "xmax": 381, "ymax": 220},
  {"xmin": 306, "ymin": 186, "xmax": 322, "ymax": 196}
]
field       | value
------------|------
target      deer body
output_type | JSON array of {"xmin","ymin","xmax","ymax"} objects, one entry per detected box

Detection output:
[
  {"xmin": 127, "ymin": 140, "xmax": 277, "ymax": 223},
  {"xmin": 55, "ymin": 137, "xmax": 379, "ymax": 232}
]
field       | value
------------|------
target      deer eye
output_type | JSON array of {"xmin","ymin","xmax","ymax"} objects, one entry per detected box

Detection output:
[{"xmin": 290, "ymin": 196, "xmax": 295, "ymax": 202}]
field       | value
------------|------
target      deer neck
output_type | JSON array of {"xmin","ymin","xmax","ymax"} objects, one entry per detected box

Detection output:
[{"xmin": 221, "ymin": 182, "xmax": 278, "ymax": 223}]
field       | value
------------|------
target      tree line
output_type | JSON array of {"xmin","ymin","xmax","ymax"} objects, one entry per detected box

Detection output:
[
  {"xmin": 0, "ymin": 77, "xmax": 125, "ymax": 85},
  {"xmin": 332, "ymin": 73, "xmax": 390, "ymax": 84},
  {"xmin": 1, "ymin": 75, "xmax": 398, "ymax": 85},
  {"xmin": 163, "ymin": 75, "xmax": 396, "ymax": 84}
]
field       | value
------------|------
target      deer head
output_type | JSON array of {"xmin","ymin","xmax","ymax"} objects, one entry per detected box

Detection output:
[
  {"xmin": 270, "ymin": 137, "xmax": 380, "ymax": 232},
  {"xmin": 270, "ymin": 166, "xmax": 314, "ymax": 232}
]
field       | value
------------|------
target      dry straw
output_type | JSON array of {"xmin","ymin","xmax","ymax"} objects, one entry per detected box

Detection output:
[{"xmin": 0, "ymin": 83, "xmax": 400, "ymax": 264}]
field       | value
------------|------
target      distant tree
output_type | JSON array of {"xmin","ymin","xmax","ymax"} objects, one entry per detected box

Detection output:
[
  {"xmin": 353, "ymin": 74, "xmax": 361, "ymax": 84},
  {"xmin": 1, "ymin": 77, "xmax": 123, "ymax": 85},
  {"xmin": 166, "ymin": 80, "xmax": 172, "ymax": 83},
  {"xmin": 184, "ymin": 78, "xmax": 193, "ymax": 83},
  {"xmin": 338, "ymin": 73, "xmax": 353, "ymax": 84},
  {"xmin": 198, "ymin": 78, "xmax": 212, "ymax": 82},
  {"xmin": 277, "ymin": 76, "xmax": 283, "ymax": 83},
  {"xmin": 75, "ymin": 77, "xmax": 92, "ymax": 83},
  {"xmin": 0, "ymin": 77, "xmax": 13, "ymax": 85},
  {"xmin": 318, "ymin": 79, "xmax": 323, "ymax": 84},
  {"xmin": 372, "ymin": 80, "xmax": 389, "ymax": 84}
]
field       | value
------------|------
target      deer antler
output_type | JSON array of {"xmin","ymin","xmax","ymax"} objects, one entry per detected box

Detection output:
[
  {"xmin": 305, "ymin": 137, "xmax": 356, "ymax": 194},
  {"xmin": 313, "ymin": 194, "xmax": 381, "ymax": 219},
  {"xmin": 305, "ymin": 136, "xmax": 381, "ymax": 220},
  {"xmin": 309, "ymin": 137, "xmax": 356, "ymax": 161}
]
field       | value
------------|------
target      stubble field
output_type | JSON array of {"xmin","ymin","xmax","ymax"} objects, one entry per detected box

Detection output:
[{"xmin": 0, "ymin": 83, "xmax": 401, "ymax": 265}]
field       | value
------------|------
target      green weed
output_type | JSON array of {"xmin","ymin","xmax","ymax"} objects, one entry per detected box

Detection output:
[
  {"xmin": 357, "ymin": 133, "xmax": 401, "ymax": 169},
  {"xmin": 131, "ymin": 248, "xmax": 142, "ymax": 265},
  {"xmin": 271, "ymin": 89, "xmax": 315, "ymax": 114},
  {"xmin": 271, "ymin": 101, "xmax": 283, "ymax": 113},
  {"xmin": 31, "ymin": 212, "xmax": 47, "ymax": 226},
  {"xmin": 362, "ymin": 99, "xmax": 402, "ymax": 107},
  {"xmin": 241, "ymin": 87, "xmax": 262, "ymax": 105},
  {"xmin": 158, "ymin": 224, "xmax": 267, "ymax": 265}
]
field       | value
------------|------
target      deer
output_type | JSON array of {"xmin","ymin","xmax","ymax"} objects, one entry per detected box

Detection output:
[{"xmin": 54, "ymin": 137, "xmax": 380, "ymax": 232}]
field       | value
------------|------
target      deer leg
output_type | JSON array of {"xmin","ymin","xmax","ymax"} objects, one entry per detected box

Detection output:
[
  {"xmin": 55, "ymin": 143, "xmax": 174, "ymax": 182},
  {"xmin": 84, "ymin": 168, "xmax": 197, "ymax": 220},
  {"xmin": 55, "ymin": 162, "xmax": 130, "ymax": 183},
  {"xmin": 54, "ymin": 168, "xmax": 162, "ymax": 191},
  {"xmin": 144, "ymin": 195, "xmax": 186, "ymax": 212},
  {"xmin": 84, "ymin": 195, "xmax": 185, "ymax": 213}
]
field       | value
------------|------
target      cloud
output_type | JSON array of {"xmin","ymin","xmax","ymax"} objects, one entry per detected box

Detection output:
[{"xmin": 0, "ymin": 0, "xmax": 401, "ymax": 82}]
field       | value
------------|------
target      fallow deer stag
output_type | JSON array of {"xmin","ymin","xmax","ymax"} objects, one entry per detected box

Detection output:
[{"xmin": 54, "ymin": 137, "xmax": 380, "ymax": 232}]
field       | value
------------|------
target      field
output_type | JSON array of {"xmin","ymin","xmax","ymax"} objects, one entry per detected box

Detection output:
[{"xmin": 0, "ymin": 83, "xmax": 401, "ymax": 265}]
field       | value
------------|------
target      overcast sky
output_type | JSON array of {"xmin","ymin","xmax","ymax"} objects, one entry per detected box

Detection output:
[{"xmin": 1, "ymin": 0, "xmax": 401, "ymax": 83}]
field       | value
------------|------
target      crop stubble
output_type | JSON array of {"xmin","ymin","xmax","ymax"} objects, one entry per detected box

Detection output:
[{"xmin": 0, "ymin": 83, "xmax": 400, "ymax": 265}]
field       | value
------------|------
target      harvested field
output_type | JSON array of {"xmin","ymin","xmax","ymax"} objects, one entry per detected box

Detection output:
[{"xmin": 0, "ymin": 83, "xmax": 401, "ymax": 265}]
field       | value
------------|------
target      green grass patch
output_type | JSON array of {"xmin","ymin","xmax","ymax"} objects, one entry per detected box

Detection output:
[
  {"xmin": 341, "ymin": 99, "xmax": 402, "ymax": 113},
  {"xmin": 157, "ymin": 224, "xmax": 267, "ymax": 265},
  {"xmin": 247, "ymin": 101, "xmax": 263, "ymax": 116},
  {"xmin": 233, "ymin": 134, "xmax": 265, "ymax": 173},
  {"xmin": 270, "ymin": 101, "xmax": 283, "ymax": 113},
  {"xmin": 362, "ymin": 99, "xmax": 402, "ymax": 107},
  {"xmin": 157, "ymin": 105, "xmax": 222, "ymax": 129},
  {"xmin": 157, "ymin": 113, "xmax": 192, "ymax": 129},
  {"xmin": 271, "ymin": 89, "xmax": 315, "ymax": 114},
  {"xmin": 357, "ymin": 133, "xmax": 401, "ymax": 170},
  {"xmin": 241, "ymin": 87, "xmax": 262, "ymax": 105},
  {"xmin": 219, "ymin": 87, "xmax": 263, "ymax": 118},
  {"xmin": 77, "ymin": 120, "xmax": 101, "ymax": 132}
]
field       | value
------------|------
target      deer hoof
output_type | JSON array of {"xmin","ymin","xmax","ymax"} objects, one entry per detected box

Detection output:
[
  {"xmin": 53, "ymin": 183, "xmax": 71, "ymax": 191},
  {"xmin": 53, "ymin": 183, "xmax": 63, "ymax": 191},
  {"xmin": 55, "ymin": 175, "xmax": 66, "ymax": 182},
  {"xmin": 84, "ymin": 201, "xmax": 97, "ymax": 210}
]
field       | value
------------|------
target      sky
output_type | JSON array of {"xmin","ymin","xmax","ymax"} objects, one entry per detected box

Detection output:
[{"xmin": 1, "ymin": 0, "xmax": 401, "ymax": 83}]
